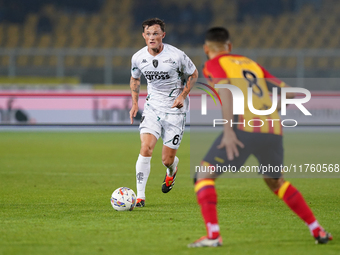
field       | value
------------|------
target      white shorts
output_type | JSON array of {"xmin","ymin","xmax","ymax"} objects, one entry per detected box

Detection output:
[{"xmin": 139, "ymin": 104, "xmax": 186, "ymax": 150}]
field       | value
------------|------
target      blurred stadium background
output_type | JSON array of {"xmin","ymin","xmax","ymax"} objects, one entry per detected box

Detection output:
[
  {"xmin": 1, "ymin": 3, "xmax": 339, "ymax": 254},
  {"xmin": 0, "ymin": 0, "xmax": 339, "ymax": 125}
]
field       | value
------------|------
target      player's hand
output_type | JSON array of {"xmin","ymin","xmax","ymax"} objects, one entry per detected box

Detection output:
[
  {"xmin": 217, "ymin": 130, "xmax": 244, "ymax": 161},
  {"xmin": 171, "ymin": 96, "xmax": 184, "ymax": 109},
  {"xmin": 129, "ymin": 104, "xmax": 138, "ymax": 124}
]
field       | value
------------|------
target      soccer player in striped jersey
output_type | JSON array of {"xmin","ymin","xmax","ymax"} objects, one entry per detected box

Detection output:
[{"xmin": 188, "ymin": 27, "xmax": 332, "ymax": 247}]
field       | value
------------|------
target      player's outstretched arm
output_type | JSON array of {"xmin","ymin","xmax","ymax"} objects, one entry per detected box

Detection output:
[
  {"xmin": 129, "ymin": 76, "xmax": 141, "ymax": 124},
  {"xmin": 171, "ymin": 69, "xmax": 199, "ymax": 109},
  {"xmin": 217, "ymin": 88, "xmax": 244, "ymax": 160}
]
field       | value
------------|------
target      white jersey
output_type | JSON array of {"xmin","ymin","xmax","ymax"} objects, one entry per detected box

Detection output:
[{"xmin": 131, "ymin": 43, "xmax": 196, "ymax": 113}]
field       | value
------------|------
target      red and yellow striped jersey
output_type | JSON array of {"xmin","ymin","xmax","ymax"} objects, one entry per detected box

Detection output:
[{"xmin": 203, "ymin": 53, "xmax": 286, "ymax": 135}]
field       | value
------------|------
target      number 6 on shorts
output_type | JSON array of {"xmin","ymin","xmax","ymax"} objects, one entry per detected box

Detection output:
[{"xmin": 173, "ymin": 134, "xmax": 180, "ymax": 145}]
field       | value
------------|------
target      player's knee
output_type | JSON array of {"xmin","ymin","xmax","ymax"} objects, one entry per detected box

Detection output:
[
  {"xmin": 196, "ymin": 171, "xmax": 219, "ymax": 180},
  {"xmin": 162, "ymin": 155, "xmax": 174, "ymax": 167},
  {"xmin": 265, "ymin": 177, "xmax": 284, "ymax": 192},
  {"xmin": 140, "ymin": 143, "xmax": 153, "ymax": 157}
]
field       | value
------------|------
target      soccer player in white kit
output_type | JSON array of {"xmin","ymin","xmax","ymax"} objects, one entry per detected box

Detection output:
[{"xmin": 129, "ymin": 18, "xmax": 198, "ymax": 207}]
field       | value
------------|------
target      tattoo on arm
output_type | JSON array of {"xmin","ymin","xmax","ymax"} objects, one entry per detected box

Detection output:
[
  {"xmin": 181, "ymin": 91, "xmax": 188, "ymax": 99},
  {"xmin": 131, "ymin": 80, "xmax": 140, "ymax": 92},
  {"xmin": 185, "ymin": 71, "xmax": 197, "ymax": 90},
  {"xmin": 181, "ymin": 70, "xmax": 198, "ymax": 99},
  {"xmin": 185, "ymin": 75, "xmax": 193, "ymax": 89},
  {"xmin": 133, "ymin": 94, "xmax": 138, "ymax": 104},
  {"xmin": 130, "ymin": 77, "xmax": 141, "ymax": 105}
]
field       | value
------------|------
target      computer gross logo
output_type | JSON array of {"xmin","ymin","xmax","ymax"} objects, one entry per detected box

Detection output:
[{"xmin": 145, "ymin": 71, "xmax": 170, "ymax": 80}]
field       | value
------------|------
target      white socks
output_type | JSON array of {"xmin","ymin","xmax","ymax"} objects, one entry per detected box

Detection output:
[
  {"xmin": 165, "ymin": 156, "xmax": 179, "ymax": 177},
  {"xmin": 136, "ymin": 155, "xmax": 179, "ymax": 199},
  {"xmin": 308, "ymin": 220, "xmax": 321, "ymax": 236},
  {"xmin": 136, "ymin": 154, "xmax": 151, "ymax": 200},
  {"xmin": 206, "ymin": 223, "xmax": 220, "ymax": 239}
]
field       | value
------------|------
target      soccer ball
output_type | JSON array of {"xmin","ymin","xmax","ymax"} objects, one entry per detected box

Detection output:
[{"xmin": 111, "ymin": 187, "xmax": 136, "ymax": 211}]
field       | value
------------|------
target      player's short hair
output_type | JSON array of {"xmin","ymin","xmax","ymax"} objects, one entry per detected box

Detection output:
[
  {"xmin": 205, "ymin": 27, "xmax": 230, "ymax": 43},
  {"xmin": 142, "ymin": 18, "xmax": 165, "ymax": 32}
]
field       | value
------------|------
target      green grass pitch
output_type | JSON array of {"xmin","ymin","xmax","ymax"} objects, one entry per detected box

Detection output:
[{"xmin": 0, "ymin": 130, "xmax": 339, "ymax": 255}]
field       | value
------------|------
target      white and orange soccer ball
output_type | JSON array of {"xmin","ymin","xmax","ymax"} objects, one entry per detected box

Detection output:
[{"xmin": 111, "ymin": 187, "xmax": 136, "ymax": 211}]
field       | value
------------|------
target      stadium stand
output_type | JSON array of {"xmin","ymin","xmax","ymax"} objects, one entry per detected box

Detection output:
[{"xmin": 0, "ymin": 0, "xmax": 338, "ymax": 82}]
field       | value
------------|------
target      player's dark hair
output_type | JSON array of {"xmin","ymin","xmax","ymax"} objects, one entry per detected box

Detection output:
[
  {"xmin": 205, "ymin": 27, "xmax": 230, "ymax": 43},
  {"xmin": 142, "ymin": 18, "xmax": 165, "ymax": 32}
]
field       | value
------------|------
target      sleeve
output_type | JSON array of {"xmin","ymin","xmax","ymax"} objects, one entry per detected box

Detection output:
[
  {"xmin": 131, "ymin": 54, "xmax": 142, "ymax": 79},
  {"xmin": 180, "ymin": 52, "xmax": 196, "ymax": 76},
  {"xmin": 258, "ymin": 64, "xmax": 286, "ymax": 94},
  {"xmin": 204, "ymin": 60, "xmax": 229, "ymax": 89}
]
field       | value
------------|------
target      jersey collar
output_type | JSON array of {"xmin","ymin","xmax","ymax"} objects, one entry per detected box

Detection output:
[{"xmin": 146, "ymin": 43, "xmax": 167, "ymax": 58}]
